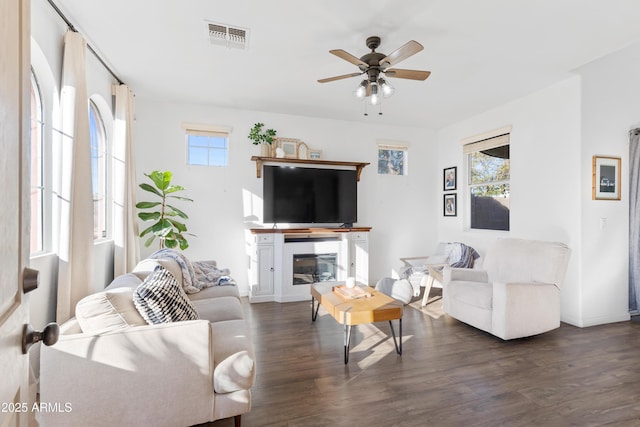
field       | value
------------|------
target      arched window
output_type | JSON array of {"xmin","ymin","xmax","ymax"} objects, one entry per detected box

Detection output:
[
  {"xmin": 30, "ymin": 70, "xmax": 44, "ymax": 253},
  {"xmin": 89, "ymin": 100, "xmax": 107, "ymax": 239}
]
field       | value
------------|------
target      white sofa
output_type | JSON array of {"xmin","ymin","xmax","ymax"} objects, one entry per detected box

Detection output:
[
  {"xmin": 443, "ymin": 238, "xmax": 571, "ymax": 340},
  {"xmin": 39, "ymin": 256, "xmax": 255, "ymax": 427}
]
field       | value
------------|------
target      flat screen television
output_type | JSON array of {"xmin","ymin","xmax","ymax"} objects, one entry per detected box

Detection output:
[{"xmin": 263, "ymin": 165, "xmax": 357, "ymax": 225}]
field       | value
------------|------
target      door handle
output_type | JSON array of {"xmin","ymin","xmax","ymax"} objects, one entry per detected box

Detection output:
[
  {"xmin": 23, "ymin": 267, "xmax": 39, "ymax": 294},
  {"xmin": 22, "ymin": 323, "xmax": 59, "ymax": 354}
]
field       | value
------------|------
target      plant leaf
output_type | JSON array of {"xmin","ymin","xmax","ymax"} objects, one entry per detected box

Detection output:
[
  {"xmin": 147, "ymin": 170, "xmax": 172, "ymax": 191},
  {"xmin": 164, "ymin": 238, "xmax": 178, "ymax": 249},
  {"xmin": 139, "ymin": 224, "xmax": 155, "ymax": 237},
  {"xmin": 144, "ymin": 235, "xmax": 156, "ymax": 247},
  {"xmin": 164, "ymin": 185, "xmax": 185, "ymax": 194},
  {"xmin": 138, "ymin": 212, "xmax": 162, "ymax": 221},
  {"xmin": 167, "ymin": 195, "xmax": 193, "ymax": 202},
  {"xmin": 136, "ymin": 201, "xmax": 161, "ymax": 209},
  {"xmin": 168, "ymin": 219, "xmax": 187, "ymax": 232},
  {"xmin": 166, "ymin": 204, "xmax": 189, "ymax": 219},
  {"xmin": 139, "ymin": 183, "xmax": 163, "ymax": 198},
  {"xmin": 152, "ymin": 219, "xmax": 173, "ymax": 236}
]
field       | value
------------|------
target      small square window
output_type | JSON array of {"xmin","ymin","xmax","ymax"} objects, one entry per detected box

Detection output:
[{"xmin": 186, "ymin": 130, "xmax": 229, "ymax": 167}]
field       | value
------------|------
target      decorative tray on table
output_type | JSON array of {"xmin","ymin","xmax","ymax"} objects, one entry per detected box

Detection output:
[{"xmin": 332, "ymin": 285, "xmax": 372, "ymax": 299}]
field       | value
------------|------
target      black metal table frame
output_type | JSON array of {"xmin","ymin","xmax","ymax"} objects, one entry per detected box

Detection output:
[{"xmin": 312, "ymin": 295, "xmax": 402, "ymax": 364}]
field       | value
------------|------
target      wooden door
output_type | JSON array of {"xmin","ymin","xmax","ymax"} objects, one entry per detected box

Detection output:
[{"xmin": 0, "ymin": 0, "xmax": 32, "ymax": 425}]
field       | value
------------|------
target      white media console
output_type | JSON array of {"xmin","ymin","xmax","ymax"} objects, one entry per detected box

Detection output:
[{"xmin": 249, "ymin": 227, "xmax": 371, "ymax": 303}]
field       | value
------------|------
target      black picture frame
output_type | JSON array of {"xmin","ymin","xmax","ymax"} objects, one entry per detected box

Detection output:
[
  {"xmin": 443, "ymin": 166, "xmax": 457, "ymax": 191},
  {"xmin": 444, "ymin": 193, "xmax": 457, "ymax": 216}
]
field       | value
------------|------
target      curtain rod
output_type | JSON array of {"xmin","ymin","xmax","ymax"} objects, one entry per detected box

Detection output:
[{"xmin": 47, "ymin": 0, "xmax": 125, "ymax": 85}]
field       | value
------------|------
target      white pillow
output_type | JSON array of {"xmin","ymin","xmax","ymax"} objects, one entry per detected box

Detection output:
[{"xmin": 75, "ymin": 287, "xmax": 147, "ymax": 333}]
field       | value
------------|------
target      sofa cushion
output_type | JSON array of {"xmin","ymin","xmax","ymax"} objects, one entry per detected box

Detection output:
[
  {"xmin": 133, "ymin": 266, "xmax": 199, "ymax": 325},
  {"xmin": 75, "ymin": 287, "xmax": 147, "ymax": 333},
  {"xmin": 191, "ymin": 297, "xmax": 244, "ymax": 323},
  {"xmin": 188, "ymin": 284, "xmax": 240, "ymax": 301},
  {"xmin": 104, "ymin": 272, "xmax": 143, "ymax": 290}
]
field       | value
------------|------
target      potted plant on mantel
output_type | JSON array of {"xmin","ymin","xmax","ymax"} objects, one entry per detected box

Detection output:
[
  {"xmin": 248, "ymin": 122, "xmax": 277, "ymax": 157},
  {"xmin": 136, "ymin": 170, "xmax": 194, "ymax": 250}
]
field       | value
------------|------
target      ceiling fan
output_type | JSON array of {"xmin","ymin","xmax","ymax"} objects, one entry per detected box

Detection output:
[{"xmin": 318, "ymin": 36, "xmax": 431, "ymax": 106}]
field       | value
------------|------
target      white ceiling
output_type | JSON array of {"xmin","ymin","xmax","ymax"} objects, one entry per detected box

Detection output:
[{"xmin": 54, "ymin": 0, "xmax": 640, "ymax": 129}]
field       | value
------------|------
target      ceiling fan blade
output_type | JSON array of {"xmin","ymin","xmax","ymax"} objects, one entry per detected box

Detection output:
[
  {"xmin": 329, "ymin": 49, "xmax": 368, "ymax": 68},
  {"xmin": 380, "ymin": 40, "xmax": 424, "ymax": 67},
  {"xmin": 317, "ymin": 72, "xmax": 362, "ymax": 83},
  {"xmin": 385, "ymin": 69, "xmax": 431, "ymax": 81}
]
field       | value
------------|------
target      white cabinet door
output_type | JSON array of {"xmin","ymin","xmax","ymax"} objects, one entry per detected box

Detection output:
[
  {"xmin": 350, "ymin": 233, "xmax": 369, "ymax": 285},
  {"xmin": 250, "ymin": 234, "xmax": 275, "ymax": 302}
]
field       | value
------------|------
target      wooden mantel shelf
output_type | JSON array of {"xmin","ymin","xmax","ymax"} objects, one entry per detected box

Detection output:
[{"xmin": 251, "ymin": 156, "xmax": 370, "ymax": 181}]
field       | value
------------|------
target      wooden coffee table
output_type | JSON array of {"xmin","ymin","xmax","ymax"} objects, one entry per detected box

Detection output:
[{"xmin": 310, "ymin": 282, "xmax": 403, "ymax": 364}]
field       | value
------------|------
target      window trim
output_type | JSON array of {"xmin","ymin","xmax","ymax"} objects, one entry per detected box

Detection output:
[
  {"xmin": 183, "ymin": 122, "xmax": 232, "ymax": 167},
  {"xmin": 462, "ymin": 127, "xmax": 511, "ymax": 232}
]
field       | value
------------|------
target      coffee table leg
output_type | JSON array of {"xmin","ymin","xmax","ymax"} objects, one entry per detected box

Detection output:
[
  {"xmin": 389, "ymin": 318, "xmax": 403, "ymax": 355},
  {"xmin": 344, "ymin": 324, "xmax": 352, "ymax": 364},
  {"xmin": 311, "ymin": 296, "xmax": 320, "ymax": 321}
]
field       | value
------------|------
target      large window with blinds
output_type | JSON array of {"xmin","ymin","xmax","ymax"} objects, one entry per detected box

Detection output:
[
  {"xmin": 464, "ymin": 133, "xmax": 510, "ymax": 231},
  {"xmin": 184, "ymin": 123, "xmax": 231, "ymax": 167}
]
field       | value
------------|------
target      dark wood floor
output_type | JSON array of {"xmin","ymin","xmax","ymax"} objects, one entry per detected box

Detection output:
[{"xmin": 202, "ymin": 291, "xmax": 640, "ymax": 427}]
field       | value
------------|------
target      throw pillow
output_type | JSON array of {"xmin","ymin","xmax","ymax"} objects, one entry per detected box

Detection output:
[
  {"xmin": 76, "ymin": 287, "xmax": 147, "ymax": 333},
  {"xmin": 133, "ymin": 266, "xmax": 199, "ymax": 324}
]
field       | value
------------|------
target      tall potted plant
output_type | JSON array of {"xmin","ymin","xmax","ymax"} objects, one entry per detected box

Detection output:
[
  {"xmin": 136, "ymin": 170, "xmax": 193, "ymax": 250},
  {"xmin": 249, "ymin": 122, "xmax": 277, "ymax": 156}
]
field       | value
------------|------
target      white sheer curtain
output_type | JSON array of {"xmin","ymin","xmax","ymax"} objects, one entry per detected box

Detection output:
[
  {"xmin": 629, "ymin": 129, "xmax": 640, "ymax": 313},
  {"xmin": 113, "ymin": 84, "xmax": 140, "ymax": 276},
  {"xmin": 54, "ymin": 31, "xmax": 94, "ymax": 322}
]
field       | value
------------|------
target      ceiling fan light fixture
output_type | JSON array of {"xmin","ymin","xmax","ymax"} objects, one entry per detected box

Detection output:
[
  {"xmin": 378, "ymin": 78, "xmax": 395, "ymax": 98},
  {"xmin": 369, "ymin": 82, "xmax": 380, "ymax": 106},
  {"xmin": 353, "ymin": 80, "xmax": 368, "ymax": 99}
]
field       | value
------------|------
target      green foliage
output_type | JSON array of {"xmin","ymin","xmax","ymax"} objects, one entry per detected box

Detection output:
[
  {"xmin": 136, "ymin": 170, "xmax": 193, "ymax": 250},
  {"xmin": 248, "ymin": 122, "xmax": 277, "ymax": 145},
  {"xmin": 469, "ymin": 150, "xmax": 510, "ymax": 196}
]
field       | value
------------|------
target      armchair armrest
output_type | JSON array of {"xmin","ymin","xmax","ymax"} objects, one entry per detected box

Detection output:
[
  {"xmin": 40, "ymin": 320, "xmax": 215, "ymax": 426},
  {"xmin": 443, "ymin": 266, "xmax": 488, "ymax": 284},
  {"xmin": 492, "ymin": 281, "xmax": 560, "ymax": 340}
]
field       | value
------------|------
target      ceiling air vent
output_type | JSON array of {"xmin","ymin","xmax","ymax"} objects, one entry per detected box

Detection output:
[{"xmin": 207, "ymin": 21, "xmax": 249, "ymax": 50}]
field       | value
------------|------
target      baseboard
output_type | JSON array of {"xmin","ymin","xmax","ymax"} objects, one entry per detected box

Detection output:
[{"xmin": 562, "ymin": 311, "xmax": 631, "ymax": 327}]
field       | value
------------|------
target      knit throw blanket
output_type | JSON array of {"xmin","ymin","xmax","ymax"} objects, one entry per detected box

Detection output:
[
  {"xmin": 447, "ymin": 242, "xmax": 480, "ymax": 268},
  {"xmin": 148, "ymin": 249, "xmax": 235, "ymax": 294}
]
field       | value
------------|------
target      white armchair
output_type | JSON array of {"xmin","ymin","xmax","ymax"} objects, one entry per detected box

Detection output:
[{"xmin": 443, "ymin": 238, "xmax": 571, "ymax": 340}]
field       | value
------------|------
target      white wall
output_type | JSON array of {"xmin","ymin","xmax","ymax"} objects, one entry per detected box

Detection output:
[
  {"xmin": 437, "ymin": 76, "xmax": 584, "ymax": 325},
  {"xmin": 437, "ymin": 41, "xmax": 640, "ymax": 327},
  {"xmin": 134, "ymin": 100, "xmax": 438, "ymax": 295},
  {"xmin": 576, "ymin": 42, "xmax": 640, "ymax": 326}
]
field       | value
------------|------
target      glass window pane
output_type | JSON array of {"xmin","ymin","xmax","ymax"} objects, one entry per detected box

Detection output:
[
  {"xmin": 89, "ymin": 101, "xmax": 107, "ymax": 239},
  {"xmin": 470, "ymin": 184, "xmax": 510, "ymax": 231},
  {"xmin": 209, "ymin": 148, "xmax": 228, "ymax": 166},
  {"xmin": 377, "ymin": 149, "xmax": 407, "ymax": 175},
  {"xmin": 469, "ymin": 147, "xmax": 510, "ymax": 185},
  {"xmin": 189, "ymin": 146, "xmax": 210, "ymax": 165},
  {"xmin": 187, "ymin": 134, "xmax": 229, "ymax": 167},
  {"xmin": 30, "ymin": 72, "xmax": 43, "ymax": 253}
]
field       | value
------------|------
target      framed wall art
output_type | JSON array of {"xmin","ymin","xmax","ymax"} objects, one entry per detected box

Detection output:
[
  {"xmin": 443, "ymin": 166, "xmax": 457, "ymax": 191},
  {"xmin": 444, "ymin": 193, "xmax": 457, "ymax": 216},
  {"xmin": 309, "ymin": 149, "xmax": 322, "ymax": 160},
  {"xmin": 592, "ymin": 155, "xmax": 621, "ymax": 200},
  {"xmin": 276, "ymin": 137, "xmax": 300, "ymax": 159}
]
